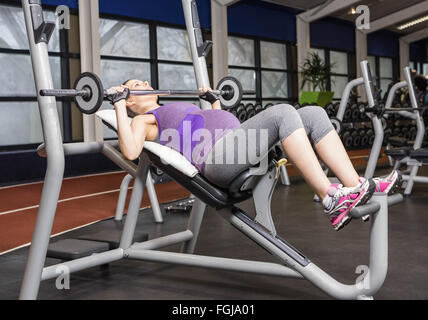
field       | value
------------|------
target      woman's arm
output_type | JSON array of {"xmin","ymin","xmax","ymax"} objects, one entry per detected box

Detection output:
[
  {"xmin": 211, "ymin": 100, "xmax": 222, "ymax": 110},
  {"xmin": 113, "ymin": 100, "xmax": 148, "ymax": 161},
  {"xmin": 200, "ymin": 86, "xmax": 222, "ymax": 110}
]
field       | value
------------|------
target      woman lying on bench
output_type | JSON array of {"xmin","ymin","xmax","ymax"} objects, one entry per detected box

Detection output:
[{"xmin": 108, "ymin": 80, "xmax": 399, "ymax": 231}]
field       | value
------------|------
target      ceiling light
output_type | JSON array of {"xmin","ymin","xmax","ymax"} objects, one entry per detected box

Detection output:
[
  {"xmin": 397, "ymin": 15, "xmax": 428, "ymax": 30},
  {"xmin": 349, "ymin": 7, "xmax": 357, "ymax": 15}
]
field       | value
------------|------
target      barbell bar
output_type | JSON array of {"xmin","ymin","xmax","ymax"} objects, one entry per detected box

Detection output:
[{"xmin": 39, "ymin": 72, "xmax": 254, "ymax": 114}]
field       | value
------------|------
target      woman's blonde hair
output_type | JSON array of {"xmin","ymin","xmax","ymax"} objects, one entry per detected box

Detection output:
[{"xmin": 122, "ymin": 79, "xmax": 160, "ymax": 118}]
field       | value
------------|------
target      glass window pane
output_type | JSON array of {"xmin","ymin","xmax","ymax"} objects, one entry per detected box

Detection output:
[
  {"xmin": 157, "ymin": 27, "xmax": 192, "ymax": 62},
  {"xmin": 330, "ymin": 50, "xmax": 348, "ymax": 74},
  {"xmin": 0, "ymin": 53, "xmax": 61, "ymax": 96},
  {"xmin": 380, "ymin": 79, "xmax": 393, "ymax": 99},
  {"xmin": 158, "ymin": 64, "xmax": 197, "ymax": 90},
  {"xmin": 367, "ymin": 56, "xmax": 377, "ymax": 77},
  {"xmin": 228, "ymin": 37, "xmax": 255, "ymax": 67},
  {"xmin": 409, "ymin": 61, "xmax": 415, "ymax": 70},
  {"xmin": 309, "ymin": 48, "xmax": 325, "ymax": 63},
  {"xmin": 101, "ymin": 60, "xmax": 151, "ymax": 90},
  {"xmin": 100, "ymin": 19, "xmax": 149, "ymax": 59},
  {"xmin": 229, "ymin": 68, "xmax": 256, "ymax": 96},
  {"xmin": 0, "ymin": 102, "xmax": 63, "ymax": 146},
  {"xmin": 331, "ymin": 75, "xmax": 349, "ymax": 99},
  {"xmin": 0, "ymin": 6, "xmax": 59, "ymax": 52},
  {"xmin": 262, "ymin": 71, "xmax": 288, "ymax": 98},
  {"xmin": 379, "ymin": 57, "xmax": 393, "ymax": 78},
  {"xmin": 260, "ymin": 41, "xmax": 287, "ymax": 69},
  {"xmin": 423, "ymin": 63, "xmax": 428, "ymax": 76}
]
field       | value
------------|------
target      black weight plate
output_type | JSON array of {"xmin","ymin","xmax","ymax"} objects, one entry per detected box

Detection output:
[
  {"xmin": 216, "ymin": 76, "xmax": 243, "ymax": 110},
  {"xmin": 74, "ymin": 72, "xmax": 104, "ymax": 114}
]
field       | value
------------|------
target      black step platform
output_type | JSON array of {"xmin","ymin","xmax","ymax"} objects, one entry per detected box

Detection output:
[
  {"xmin": 385, "ymin": 147, "xmax": 412, "ymax": 160},
  {"xmin": 47, "ymin": 239, "xmax": 110, "ymax": 260}
]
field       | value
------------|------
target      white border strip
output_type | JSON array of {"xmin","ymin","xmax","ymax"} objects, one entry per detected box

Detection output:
[
  {"xmin": 0, "ymin": 187, "xmax": 133, "ymax": 217},
  {"xmin": 0, "ymin": 170, "xmax": 126, "ymax": 190}
]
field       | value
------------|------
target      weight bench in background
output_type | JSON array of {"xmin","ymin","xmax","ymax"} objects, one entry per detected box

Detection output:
[{"xmin": 382, "ymin": 67, "xmax": 428, "ymax": 196}]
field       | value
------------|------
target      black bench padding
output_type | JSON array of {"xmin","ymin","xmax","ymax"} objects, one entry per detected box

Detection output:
[
  {"xmin": 385, "ymin": 147, "xmax": 412, "ymax": 160},
  {"xmin": 410, "ymin": 149, "xmax": 428, "ymax": 164}
]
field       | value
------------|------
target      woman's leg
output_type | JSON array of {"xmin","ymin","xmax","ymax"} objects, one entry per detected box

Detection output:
[
  {"xmin": 297, "ymin": 106, "xmax": 360, "ymax": 187},
  {"xmin": 204, "ymin": 104, "xmax": 331, "ymax": 199}
]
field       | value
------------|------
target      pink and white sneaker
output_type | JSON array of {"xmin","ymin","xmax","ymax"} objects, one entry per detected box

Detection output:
[
  {"xmin": 372, "ymin": 170, "xmax": 401, "ymax": 194},
  {"xmin": 361, "ymin": 170, "xmax": 401, "ymax": 222},
  {"xmin": 324, "ymin": 178, "xmax": 376, "ymax": 231}
]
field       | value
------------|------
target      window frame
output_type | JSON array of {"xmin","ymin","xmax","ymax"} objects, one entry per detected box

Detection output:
[
  {"xmin": 0, "ymin": 2, "xmax": 72, "ymax": 151},
  {"xmin": 228, "ymin": 32, "xmax": 294, "ymax": 105}
]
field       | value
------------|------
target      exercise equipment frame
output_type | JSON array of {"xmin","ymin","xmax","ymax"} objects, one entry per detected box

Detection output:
[{"xmin": 19, "ymin": 0, "xmax": 401, "ymax": 300}]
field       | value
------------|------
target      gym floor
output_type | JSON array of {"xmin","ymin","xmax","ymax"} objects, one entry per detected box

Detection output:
[{"xmin": 1, "ymin": 167, "xmax": 428, "ymax": 300}]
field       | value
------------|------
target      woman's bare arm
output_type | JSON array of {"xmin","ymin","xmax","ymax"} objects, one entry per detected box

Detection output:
[{"xmin": 114, "ymin": 100, "xmax": 157, "ymax": 161}]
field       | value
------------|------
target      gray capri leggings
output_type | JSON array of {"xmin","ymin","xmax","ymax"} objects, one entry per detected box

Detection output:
[{"xmin": 203, "ymin": 104, "xmax": 334, "ymax": 188}]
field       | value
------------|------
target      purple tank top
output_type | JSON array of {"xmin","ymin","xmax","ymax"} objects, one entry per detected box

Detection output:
[{"xmin": 146, "ymin": 102, "xmax": 240, "ymax": 172}]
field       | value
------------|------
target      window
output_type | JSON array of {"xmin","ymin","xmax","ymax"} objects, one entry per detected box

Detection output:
[
  {"xmin": 309, "ymin": 48, "xmax": 325, "ymax": 62},
  {"xmin": 228, "ymin": 37, "xmax": 291, "ymax": 105},
  {"xmin": 423, "ymin": 63, "xmax": 428, "ymax": 76},
  {"xmin": 157, "ymin": 27, "xmax": 196, "ymax": 91},
  {"xmin": 330, "ymin": 50, "xmax": 349, "ymax": 99},
  {"xmin": 228, "ymin": 36, "xmax": 256, "ymax": 97},
  {"xmin": 379, "ymin": 57, "xmax": 393, "ymax": 99},
  {"xmin": 99, "ymin": 18, "xmax": 151, "ymax": 139},
  {"xmin": 0, "ymin": 5, "xmax": 63, "ymax": 149},
  {"xmin": 261, "ymin": 41, "xmax": 289, "ymax": 99}
]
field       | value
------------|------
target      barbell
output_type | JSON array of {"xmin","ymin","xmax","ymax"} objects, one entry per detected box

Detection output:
[{"xmin": 40, "ymin": 72, "xmax": 254, "ymax": 114}]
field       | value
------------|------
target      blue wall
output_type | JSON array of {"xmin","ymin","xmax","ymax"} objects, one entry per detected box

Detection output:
[
  {"xmin": 18, "ymin": 0, "xmax": 425, "ymax": 60},
  {"xmin": 410, "ymin": 40, "xmax": 428, "ymax": 61},
  {"xmin": 311, "ymin": 17, "xmax": 355, "ymax": 52},
  {"xmin": 367, "ymin": 30, "xmax": 400, "ymax": 58},
  {"xmin": 228, "ymin": 0, "xmax": 297, "ymax": 42}
]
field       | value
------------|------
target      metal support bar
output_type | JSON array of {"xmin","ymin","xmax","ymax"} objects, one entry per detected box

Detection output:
[
  {"xmin": 20, "ymin": 0, "xmax": 65, "ymax": 300},
  {"xmin": 114, "ymin": 174, "xmax": 134, "ymax": 221},
  {"xmin": 41, "ymin": 249, "xmax": 124, "ymax": 281},
  {"xmin": 125, "ymin": 249, "xmax": 304, "ymax": 279},
  {"xmin": 130, "ymin": 230, "xmax": 194, "ymax": 251}
]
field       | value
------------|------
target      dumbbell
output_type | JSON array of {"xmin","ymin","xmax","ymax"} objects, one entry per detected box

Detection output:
[
  {"xmin": 341, "ymin": 129, "xmax": 354, "ymax": 150},
  {"xmin": 343, "ymin": 103, "xmax": 352, "ymax": 122},
  {"xmin": 409, "ymin": 127, "xmax": 417, "ymax": 141},
  {"xmin": 350, "ymin": 103, "xmax": 360, "ymax": 122},
  {"xmin": 254, "ymin": 104, "xmax": 263, "ymax": 114},
  {"xmin": 351, "ymin": 130, "xmax": 362, "ymax": 149},
  {"xmin": 264, "ymin": 103, "xmax": 274, "ymax": 110},
  {"xmin": 392, "ymin": 127, "xmax": 402, "ymax": 137},
  {"xmin": 366, "ymin": 129, "xmax": 375, "ymax": 146},
  {"xmin": 383, "ymin": 129, "xmax": 392, "ymax": 145},
  {"xmin": 359, "ymin": 129, "xmax": 369, "ymax": 148},
  {"xmin": 235, "ymin": 104, "xmax": 248, "ymax": 123},
  {"xmin": 293, "ymin": 102, "xmax": 301, "ymax": 110},
  {"xmin": 401, "ymin": 126, "xmax": 411, "ymax": 140},
  {"xmin": 245, "ymin": 103, "xmax": 256, "ymax": 119},
  {"xmin": 325, "ymin": 103, "xmax": 335, "ymax": 117}
]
